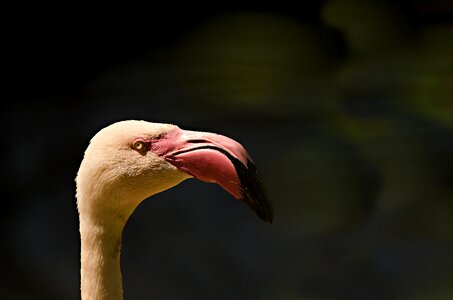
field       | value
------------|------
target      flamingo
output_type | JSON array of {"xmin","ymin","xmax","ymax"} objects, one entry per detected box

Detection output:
[{"xmin": 75, "ymin": 120, "xmax": 272, "ymax": 300}]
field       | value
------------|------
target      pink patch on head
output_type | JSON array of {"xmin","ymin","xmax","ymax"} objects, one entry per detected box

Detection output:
[
  {"xmin": 165, "ymin": 148, "xmax": 242, "ymax": 199},
  {"xmin": 149, "ymin": 128, "xmax": 183, "ymax": 156}
]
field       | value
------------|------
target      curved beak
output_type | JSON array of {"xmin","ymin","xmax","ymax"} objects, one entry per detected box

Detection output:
[{"xmin": 151, "ymin": 127, "xmax": 273, "ymax": 223}]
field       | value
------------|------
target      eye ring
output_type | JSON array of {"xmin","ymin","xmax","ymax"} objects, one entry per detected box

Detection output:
[{"xmin": 132, "ymin": 139, "xmax": 147, "ymax": 152}]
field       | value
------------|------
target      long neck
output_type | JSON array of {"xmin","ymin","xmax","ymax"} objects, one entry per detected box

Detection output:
[{"xmin": 79, "ymin": 216, "xmax": 126, "ymax": 300}]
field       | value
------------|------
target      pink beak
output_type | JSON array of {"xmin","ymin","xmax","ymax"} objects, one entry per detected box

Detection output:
[{"xmin": 151, "ymin": 127, "xmax": 273, "ymax": 223}]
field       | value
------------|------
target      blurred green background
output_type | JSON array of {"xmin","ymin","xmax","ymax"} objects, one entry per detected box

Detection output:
[{"xmin": 3, "ymin": 1, "xmax": 453, "ymax": 299}]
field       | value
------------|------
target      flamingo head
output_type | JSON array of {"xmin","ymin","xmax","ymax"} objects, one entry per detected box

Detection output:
[{"xmin": 76, "ymin": 120, "xmax": 272, "ymax": 225}]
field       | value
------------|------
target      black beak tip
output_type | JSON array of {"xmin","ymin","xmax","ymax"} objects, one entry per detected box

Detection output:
[
  {"xmin": 238, "ymin": 159, "xmax": 273, "ymax": 224},
  {"xmin": 257, "ymin": 207, "xmax": 273, "ymax": 224},
  {"xmin": 244, "ymin": 194, "xmax": 273, "ymax": 224},
  {"xmin": 220, "ymin": 150, "xmax": 273, "ymax": 224}
]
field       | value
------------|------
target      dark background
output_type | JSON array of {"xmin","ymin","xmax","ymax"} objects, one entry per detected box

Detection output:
[{"xmin": 3, "ymin": 1, "xmax": 453, "ymax": 299}]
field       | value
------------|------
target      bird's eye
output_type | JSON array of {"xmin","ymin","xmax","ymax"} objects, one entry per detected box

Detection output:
[{"xmin": 132, "ymin": 139, "xmax": 147, "ymax": 152}]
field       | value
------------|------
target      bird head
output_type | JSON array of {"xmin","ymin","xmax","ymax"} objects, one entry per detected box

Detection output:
[{"xmin": 76, "ymin": 120, "xmax": 272, "ymax": 226}]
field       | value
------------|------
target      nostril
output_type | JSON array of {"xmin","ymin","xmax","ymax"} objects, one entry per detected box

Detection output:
[{"xmin": 187, "ymin": 139, "xmax": 207, "ymax": 144}]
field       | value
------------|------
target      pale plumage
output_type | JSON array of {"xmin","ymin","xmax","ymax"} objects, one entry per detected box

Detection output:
[{"xmin": 76, "ymin": 120, "xmax": 272, "ymax": 300}]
